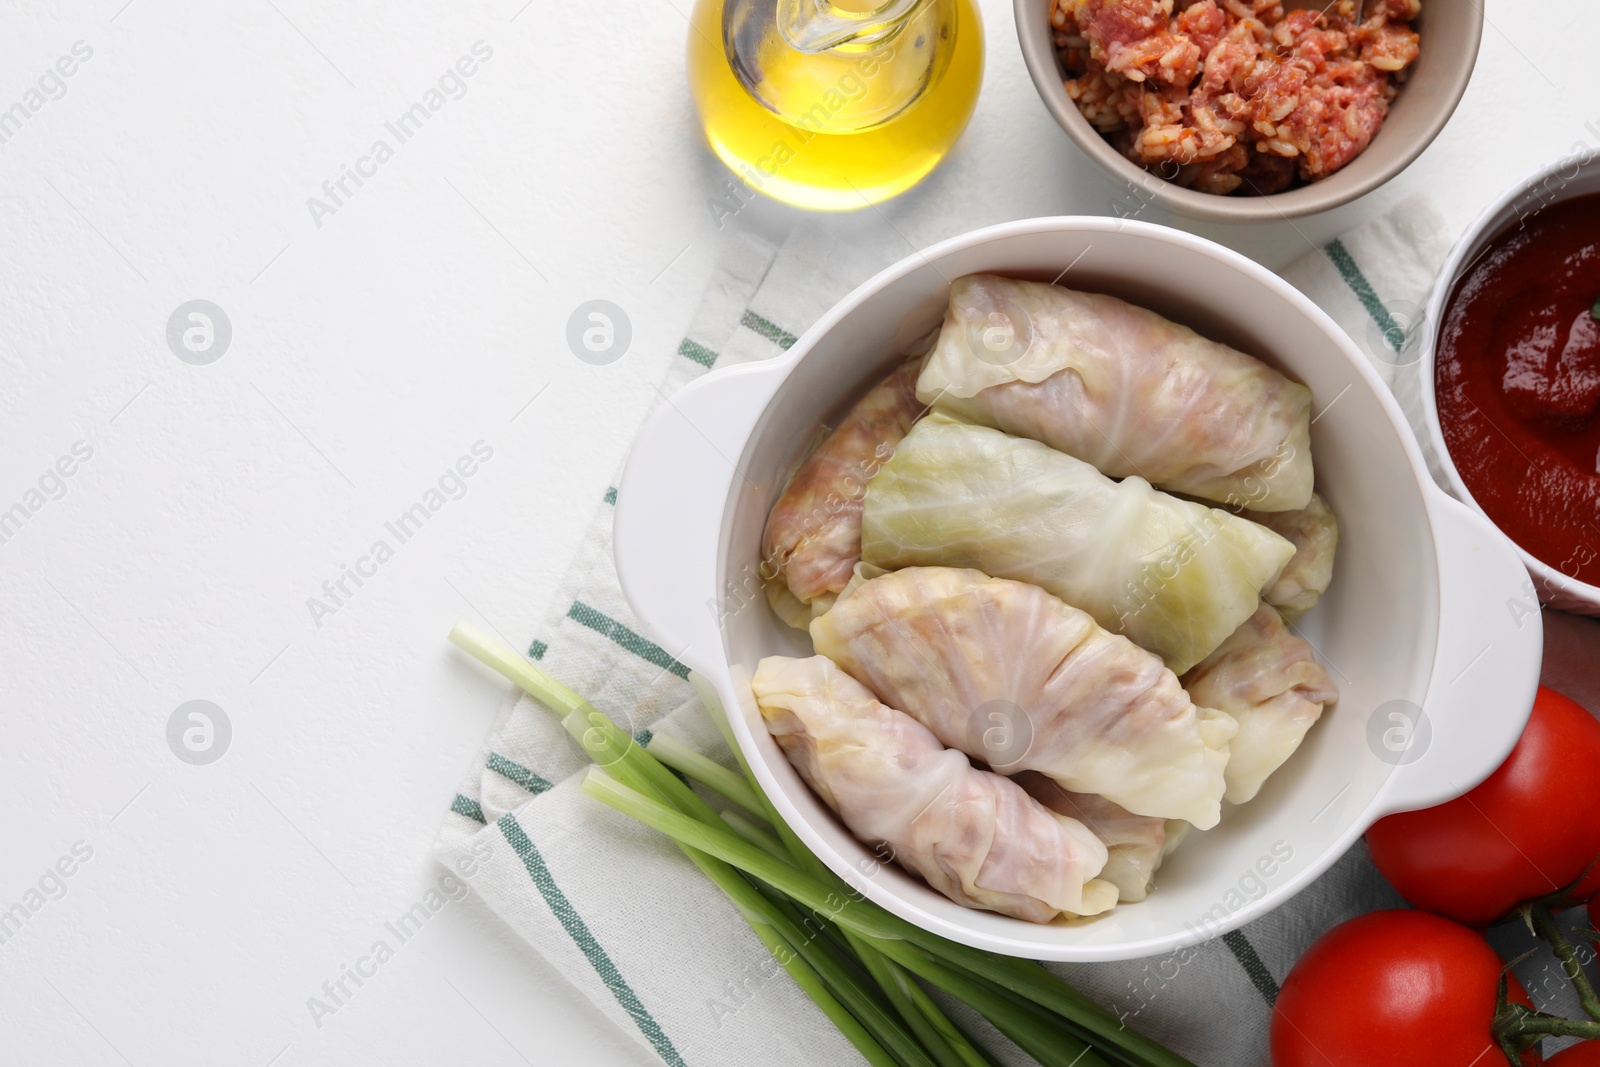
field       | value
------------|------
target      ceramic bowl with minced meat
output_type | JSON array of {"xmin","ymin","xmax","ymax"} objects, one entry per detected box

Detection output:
[{"xmin": 1051, "ymin": 0, "xmax": 1421, "ymax": 195}]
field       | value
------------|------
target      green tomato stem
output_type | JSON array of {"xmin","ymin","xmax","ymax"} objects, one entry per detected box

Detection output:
[
  {"xmin": 1528, "ymin": 903, "xmax": 1600, "ymax": 1024},
  {"xmin": 1506, "ymin": 1014, "xmax": 1600, "ymax": 1039}
]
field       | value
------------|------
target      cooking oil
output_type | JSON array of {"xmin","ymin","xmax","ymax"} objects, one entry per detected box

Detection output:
[{"xmin": 687, "ymin": 0, "xmax": 984, "ymax": 211}]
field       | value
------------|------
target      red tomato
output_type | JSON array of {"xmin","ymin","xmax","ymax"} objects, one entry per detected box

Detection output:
[
  {"xmin": 1548, "ymin": 1045, "xmax": 1600, "ymax": 1066},
  {"xmin": 1366, "ymin": 686, "xmax": 1600, "ymax": 926},
  {"xmin": 1271, "ymin": 910, "xmax": 1539, "ymax": 1067}
]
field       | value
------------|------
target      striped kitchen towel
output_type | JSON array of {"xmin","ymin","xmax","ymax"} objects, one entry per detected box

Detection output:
[{"xmin": 435, "ymin": 200, "xmax": 1597, "ymax": 1067}]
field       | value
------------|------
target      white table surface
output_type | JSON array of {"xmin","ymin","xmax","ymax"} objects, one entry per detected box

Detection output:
[{"xmin": 0, "ymin": 1, "xmax": 1589, "ymax": 1063}]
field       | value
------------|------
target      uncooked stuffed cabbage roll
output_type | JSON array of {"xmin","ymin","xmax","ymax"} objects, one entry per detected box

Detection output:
[
  {"xmin": 810, "ymin": 566, "xmax": 1239, "ymax": 829},
  {"xmin": 918, "ymin": 275, "xmax": 1315, "ymax": 512},
  {"xmin": 1247, "ymin": 493, "xmax": 1339, "ymax": 621},
  {"xmin": 760, "ymin": 358, "xmax": 924, "ymax": 629},
  {"xmin": 860, "ymin": 413, "xmax": 1296, "ymax": 674},
  {"xmin": 752, "ymin": 655, "xmax": 1119, "ymax": 922},
  {"xmin": 1181, "ymin": 603, "xmax": 1339, "ymax": 805},
  {"xmin": 1013, "ymin": 773, "xmax": 1190, "ymax": 903}
]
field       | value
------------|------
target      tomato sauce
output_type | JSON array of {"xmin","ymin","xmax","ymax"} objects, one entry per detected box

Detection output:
[{"xmin": 1435, "ymin": 193, "xmax": 1600, "ymax": 585}]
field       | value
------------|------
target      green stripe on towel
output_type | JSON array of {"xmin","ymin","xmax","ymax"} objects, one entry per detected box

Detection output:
[
  {"xmin": 677, "ymin": 338, "xmax": 717, "ymax": 368},
  {"xmin": 740, "ymin": 310, "xmax": 797, "ymax": 350},
  {"xmin": 498, "ymin": 814, "xmax": 689, "ymax": 1067},
  {"xmin": 451, "ymin": 794, "xmax": 487, "ymax": 825},
  {"xmin": 567, "ymin": 601, "xmax": 690, "ymax": 679},
  {"xmin": 1222, "ymin": 929, "xmax": 1280, "ymax": 1005},
  {"xmin": 488, "ymin": 752, "xmax": 555, "ymax": 796},
  {"xmin": 1325, "ymin": 238, "xmax": 1403, "ymax": 353}
]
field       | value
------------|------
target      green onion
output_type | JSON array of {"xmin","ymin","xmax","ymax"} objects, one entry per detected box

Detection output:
[
  {"xmin": 580, "ymin": 768, "xmax": 1193, "ymax": 1067},
  {"xmin": 1591, "ymin": 294, "xmax": 1600, "ymax": 320},
  {"xmin": 877, "ymin": 943, "xmax": 1112, "ymax": 1067},
  {"xmin": 693, "ymin": 678, "xmax": 1002, "ymax": 1067},
  {"xmin": 723, "ymin": 807, "xmax": 790, "ymax": 860},
  {"xmin": 451, "ymin": 622, "xmax": 904, "ymax": 1067},
  {"xmin": 450, "ymin": 621, "xmax": 1196, "ymax": 1067},
  {"xmin": 647, "ymin": 732, "xmax": 768, "ymax": 817},
  {"xmin": 684, "ymin": 683, "xmax": 1177, "ymax": 1067},
  {"xmin": 557, "ymin": 707, "xmax": 948, "ymax": 1067}
]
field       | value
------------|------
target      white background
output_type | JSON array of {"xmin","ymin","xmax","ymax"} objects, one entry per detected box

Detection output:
[{"xmin": 0, "ymin": 0, "xmax": 1589, "ymax": 1063}]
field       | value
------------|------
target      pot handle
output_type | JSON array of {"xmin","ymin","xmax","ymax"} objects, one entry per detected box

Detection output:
[
  {"xmin": 613, "ymin": 360, "xmax": 786, "ymax": 680},
  {"xmin": 1376, "ymin": 488, "xmax": 1544, "ymax": 815}
]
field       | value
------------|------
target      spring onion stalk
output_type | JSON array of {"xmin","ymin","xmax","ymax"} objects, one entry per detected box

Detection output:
[
  {"xmin": 581, "ymin": 767, "xmax": 1196, "ymax": 1067},
  {"xmin": 553, "ymin": 696, "xmax": 928, "ymax": 1066},
  {"xmin": 724, "ymin": 796, "xmax": 990, "ymax": 1067},
  {"xmin": 969, "ymin": 973, "xmax": 1147, "ymax": 1067},
  {"xmin": 456, "ymin": 623, "xmax": 965, "ymax": 1067},
  {"xmin": 454, "ymin": 620, "xmax": 969, "ymax": 1067},
  {"xmin": 695, "ymin": 676, "xmax": 1103, "ymax": 1067},
  {"xmin": 450, "ymin": 622, "xmax": 903, "ymax": 1067},
  {"xmin": 851, "ymin": 931, "xmax": 1001, "ymax": 1067},
  {"xmin": 588, "ymin": 765, "xmax": 1096, "ymax": 1067},
  {"xmin": 874, "ymin": 944, "xmax": 1111, "ymax": 1067},
  {"xmin": 758, "ymin": 878, "xmax": 991, "ymax": 1067},
  {"xmin": 559, "ymin": 699, "xmax": 950, "ymax": 1067},
  {"xmin": 696, "ymin": 672, "xmax": 1123, "ymax": 1067},
  {"xmin": 647, "ymin": 733, "xmax": 769, "ymax": 818},
  {"xmin": 607, "ymin": 779, "xmax": 901, "ymax": 1065},
  {"xmin": 749, "ymin": 863, "xmax": 992, "ymax": 1067},
  {"xmin": 693, "ymin": 861, "xmax": 901, "ymax": 1067},
  {"xmin": 899, "ymin": 985, "xmax": 1007, "ymax": 1067},
  {"xmin": 570, "ymin": 734, "xmax": 908, "ymax": 1065},
  {"xmin": 700, "ymin": 684, "xmax": 998, "ymax": 1067},
  {"xmin": 751, "ymin": 884, "xmax": 945, "ymax": 1067},
  {"xmin": 700, "ymin": 701, "xmax": 997, "ymax": 1067},
  {"xmin": 452, "ymin": 623, "xmax": 1193, "ymax": 1067},
  {"xmin": 689, "ymin": 676, "xmax": 1000, "ymax": 1067},
  {"xmin": 450, "ymin": 621, "xmax": 588, "ymax": 716},
  {"xmin": 723, "ymin": 808, "xmax": 790, "ymax": 861}
]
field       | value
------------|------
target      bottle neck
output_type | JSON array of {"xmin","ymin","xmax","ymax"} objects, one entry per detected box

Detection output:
[{"xmin": 775, "ymin": 0, "xmax": 929, "ymax": 53}]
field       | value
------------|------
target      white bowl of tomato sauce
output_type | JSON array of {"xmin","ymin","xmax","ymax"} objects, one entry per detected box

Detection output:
[{"xmin": 1423, "ymin": 153, "xmax": 1600, "ymax": 615}]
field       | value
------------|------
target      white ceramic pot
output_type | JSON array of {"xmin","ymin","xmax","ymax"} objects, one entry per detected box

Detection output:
[
  {"xmin": 615, "ymin": 218, "xmax": 1542, "ymax": 962},
  {"xmin": 1421, "ymin": 152, "xmax": 1600, "ymax": 616}
]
